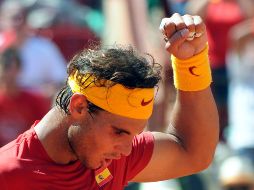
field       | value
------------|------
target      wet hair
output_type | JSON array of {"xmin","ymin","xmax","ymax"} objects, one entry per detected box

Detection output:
[{"xmin": 56, "ymin": 44, "xmax": 162, "ymax": 115}]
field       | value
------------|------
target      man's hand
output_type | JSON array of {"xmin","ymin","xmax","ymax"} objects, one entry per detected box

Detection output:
[{"xmin": 160, "ymin": 13, "xmax": 207, "ymax": 59}]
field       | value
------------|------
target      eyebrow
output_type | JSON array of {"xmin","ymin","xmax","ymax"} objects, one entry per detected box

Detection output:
[{"xmin": 111, "ymin": 125, "xmax": 131, "ymax": 135}]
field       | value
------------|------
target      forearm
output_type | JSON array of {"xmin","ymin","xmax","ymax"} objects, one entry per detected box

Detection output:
[
  {"xmin": 169, "ymin": 87, "xmax": 219, "ymax": 167},
  {"xmin": 130, "ymin": 14, "xmax": 220, "ymax": 181}
]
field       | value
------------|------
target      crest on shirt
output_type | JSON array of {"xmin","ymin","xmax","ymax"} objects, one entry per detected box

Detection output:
[{"xmin": 95, "ymin": 167, "xmax": 113, "ymax": 187}]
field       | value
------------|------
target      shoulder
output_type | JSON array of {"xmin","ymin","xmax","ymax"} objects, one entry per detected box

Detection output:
[
  {"xmin": 0, "ymin": 141, "xmax": 22, "ymax": 177},
  {"xmin": 132, "ymin": 131, "xmax": 154, "ymax": 147},
  {"xmin": 0, "ymin": 129, "xmax": 37, "ymax": 175},
  {"xmin": 0, "ymin": 140, "xmax": 18, "ymax": 159},
  {"xmin": 129, "ymin": 131, "xmax": 155, "ymax": 168},
  {"xmin": 0, "ymin": 149, "xmax": 28, "ymax": 190},
  {"xmin": 0, "ymin": 128, "xmax": 36, "ymax": 161}
]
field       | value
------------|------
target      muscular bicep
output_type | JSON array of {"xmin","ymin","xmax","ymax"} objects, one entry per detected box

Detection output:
[{"xmin": 130, "ymin": 131, "xmax": 200, "ymax": 182}]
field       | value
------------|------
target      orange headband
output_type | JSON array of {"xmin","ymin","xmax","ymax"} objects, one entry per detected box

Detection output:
[{"xmin": 68, "ymin": 71, "xmax": 154, "ymax": 119}]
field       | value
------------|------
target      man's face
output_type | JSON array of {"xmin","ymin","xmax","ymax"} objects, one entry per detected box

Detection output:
[{"xmin": 68, "ymin": 110, "xmax": 147, "ymax": 169}]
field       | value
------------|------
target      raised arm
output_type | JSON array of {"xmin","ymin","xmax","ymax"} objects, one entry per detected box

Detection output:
[{"xmin": 131, "ymin": 13, "xmax": 219, "ymax": 182}]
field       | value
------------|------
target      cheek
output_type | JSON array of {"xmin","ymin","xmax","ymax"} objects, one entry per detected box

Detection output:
[
  {"xmin": 68, "ymin": 125, "xmax": 94, "ymax": 154},
  {"xmin": 91, "ymin": 127, "xmax": 116, "ymax": 153},
  {"xmin": 81, "ymin": 131, "xmax": 114, "ymax": 156},
  {"xmin": 69, "ymin": 120, "xmax": 116, "ymax": 156},
  {"xmin": 113, "ymin": 136, "xmax": 133, "ymax": 154},
  {"xmin": 94, "ymin": 134, "xmax": 115, "ymax": 153}
]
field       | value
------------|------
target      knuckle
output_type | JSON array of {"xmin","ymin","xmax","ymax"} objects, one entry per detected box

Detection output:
[
  {"xmin": 172, "ymin": 12, "xmax": 181, "ymax": 17},
  {"xmin": 175, "ymin": 22, "xmax": 186, "ymax": 30},
  {"xmin": 193, "ymin": 15, "xmax": 203, "ymax": 24},
  {"xmin": 182, "ymin": 14, "xmax": 192, "ymax": 19},
  {"xmin": 196, "ymin": 15, "xmax": 202, "ymax": 21},
  {"xmin": 164, "ymin": 22, "xmax": 176, "ymax": 35},
  {"xmin": 160, "ymin": 18, "xmax": 172, "ymax": 31},
  {"xmin": 186, "ymin": 23, "xmax": 195, "ymax": 29},
  {"xmin": 161, "ymin": 18, "xmax": 168, "ymax": 23}
]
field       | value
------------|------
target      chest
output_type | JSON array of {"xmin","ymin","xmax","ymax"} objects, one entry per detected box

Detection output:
[{"xmin": 3, "ymin": 160, "xmax": 124, "ymax": 190}]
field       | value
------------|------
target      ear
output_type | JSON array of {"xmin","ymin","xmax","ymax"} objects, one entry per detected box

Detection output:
[{"xmin": 69, "ymin": 93, "xmax": 88, "ymax": 120}]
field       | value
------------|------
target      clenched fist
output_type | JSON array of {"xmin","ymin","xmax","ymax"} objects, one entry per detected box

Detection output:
[{"xmin": 160, "ymin": 13, "xmax": 207, "ymax": 59}]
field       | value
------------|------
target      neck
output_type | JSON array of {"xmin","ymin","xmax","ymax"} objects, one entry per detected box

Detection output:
[{"xmin": 34, "ymin": 106, "xmax": 78, "ymax": 164}]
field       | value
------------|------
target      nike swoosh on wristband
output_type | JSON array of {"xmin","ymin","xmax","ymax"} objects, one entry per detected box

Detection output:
[
  {"xmin": 141, "ymin": 98, "xmax": 153, "ymax": 106},
  {"xmin": 189, "ymin": 66, "xmax": 200, "ymax": 76}
]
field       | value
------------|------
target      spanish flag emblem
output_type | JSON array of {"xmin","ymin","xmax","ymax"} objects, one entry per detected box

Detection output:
[{"xmin": 95, "ymin": 167, "xmax": 113, "ymax": 187}]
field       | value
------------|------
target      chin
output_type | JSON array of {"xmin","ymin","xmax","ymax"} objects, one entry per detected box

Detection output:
[
  {"xmin": 81, "ymin": 159, "xmax": 101, "ymax": 170},
  {"xmin": 89, "ymin": 163, "xmax": 102, "ymax": 170},
  {"xmin": 86, "ymin": 165, "xmax": 98, "ymax": 170}
]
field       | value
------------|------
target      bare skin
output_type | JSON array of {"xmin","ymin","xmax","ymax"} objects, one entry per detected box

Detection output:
[
  {"xmin": 35, "ymin": 14, "xmax": 219, "ymax": 182},
  {"xmin": 35, "ymin": 94, "xmax": 147, "ymax": 169},
  {"xmin": 130, "ymin": 13, "xmax": 219, "ymax": 181}
]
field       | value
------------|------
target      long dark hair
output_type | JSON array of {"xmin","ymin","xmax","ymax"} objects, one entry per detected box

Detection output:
[{"xmin": 56, "ymin": 44, "xmax": 162, "ymax": 115}]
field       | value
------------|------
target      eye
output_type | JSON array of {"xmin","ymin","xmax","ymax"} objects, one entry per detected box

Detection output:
[
  {"xmin": 114, "ymin": 129, "xmax": 125, "ymax": 136},
  {"xmin": 111, "ymin": 126, "xmax": 130, "ymax": 136}
]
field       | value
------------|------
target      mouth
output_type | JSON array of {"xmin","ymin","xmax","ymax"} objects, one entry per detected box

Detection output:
[
  {"xmin": 105, "ymin": 158, "xmax": 112, "ymax": 165},
  {"xmin": 98, "ymin": 154, "xmax": 122, "ymax": 168}
]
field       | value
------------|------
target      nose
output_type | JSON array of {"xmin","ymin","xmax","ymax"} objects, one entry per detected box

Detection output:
[
  {"xmin": 115, "ymin": 141, "xmax": 133, "ymax": 157},
  {"xmin": 121, "ymin": 143, "xmax": 132, "ymax": 156}
]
